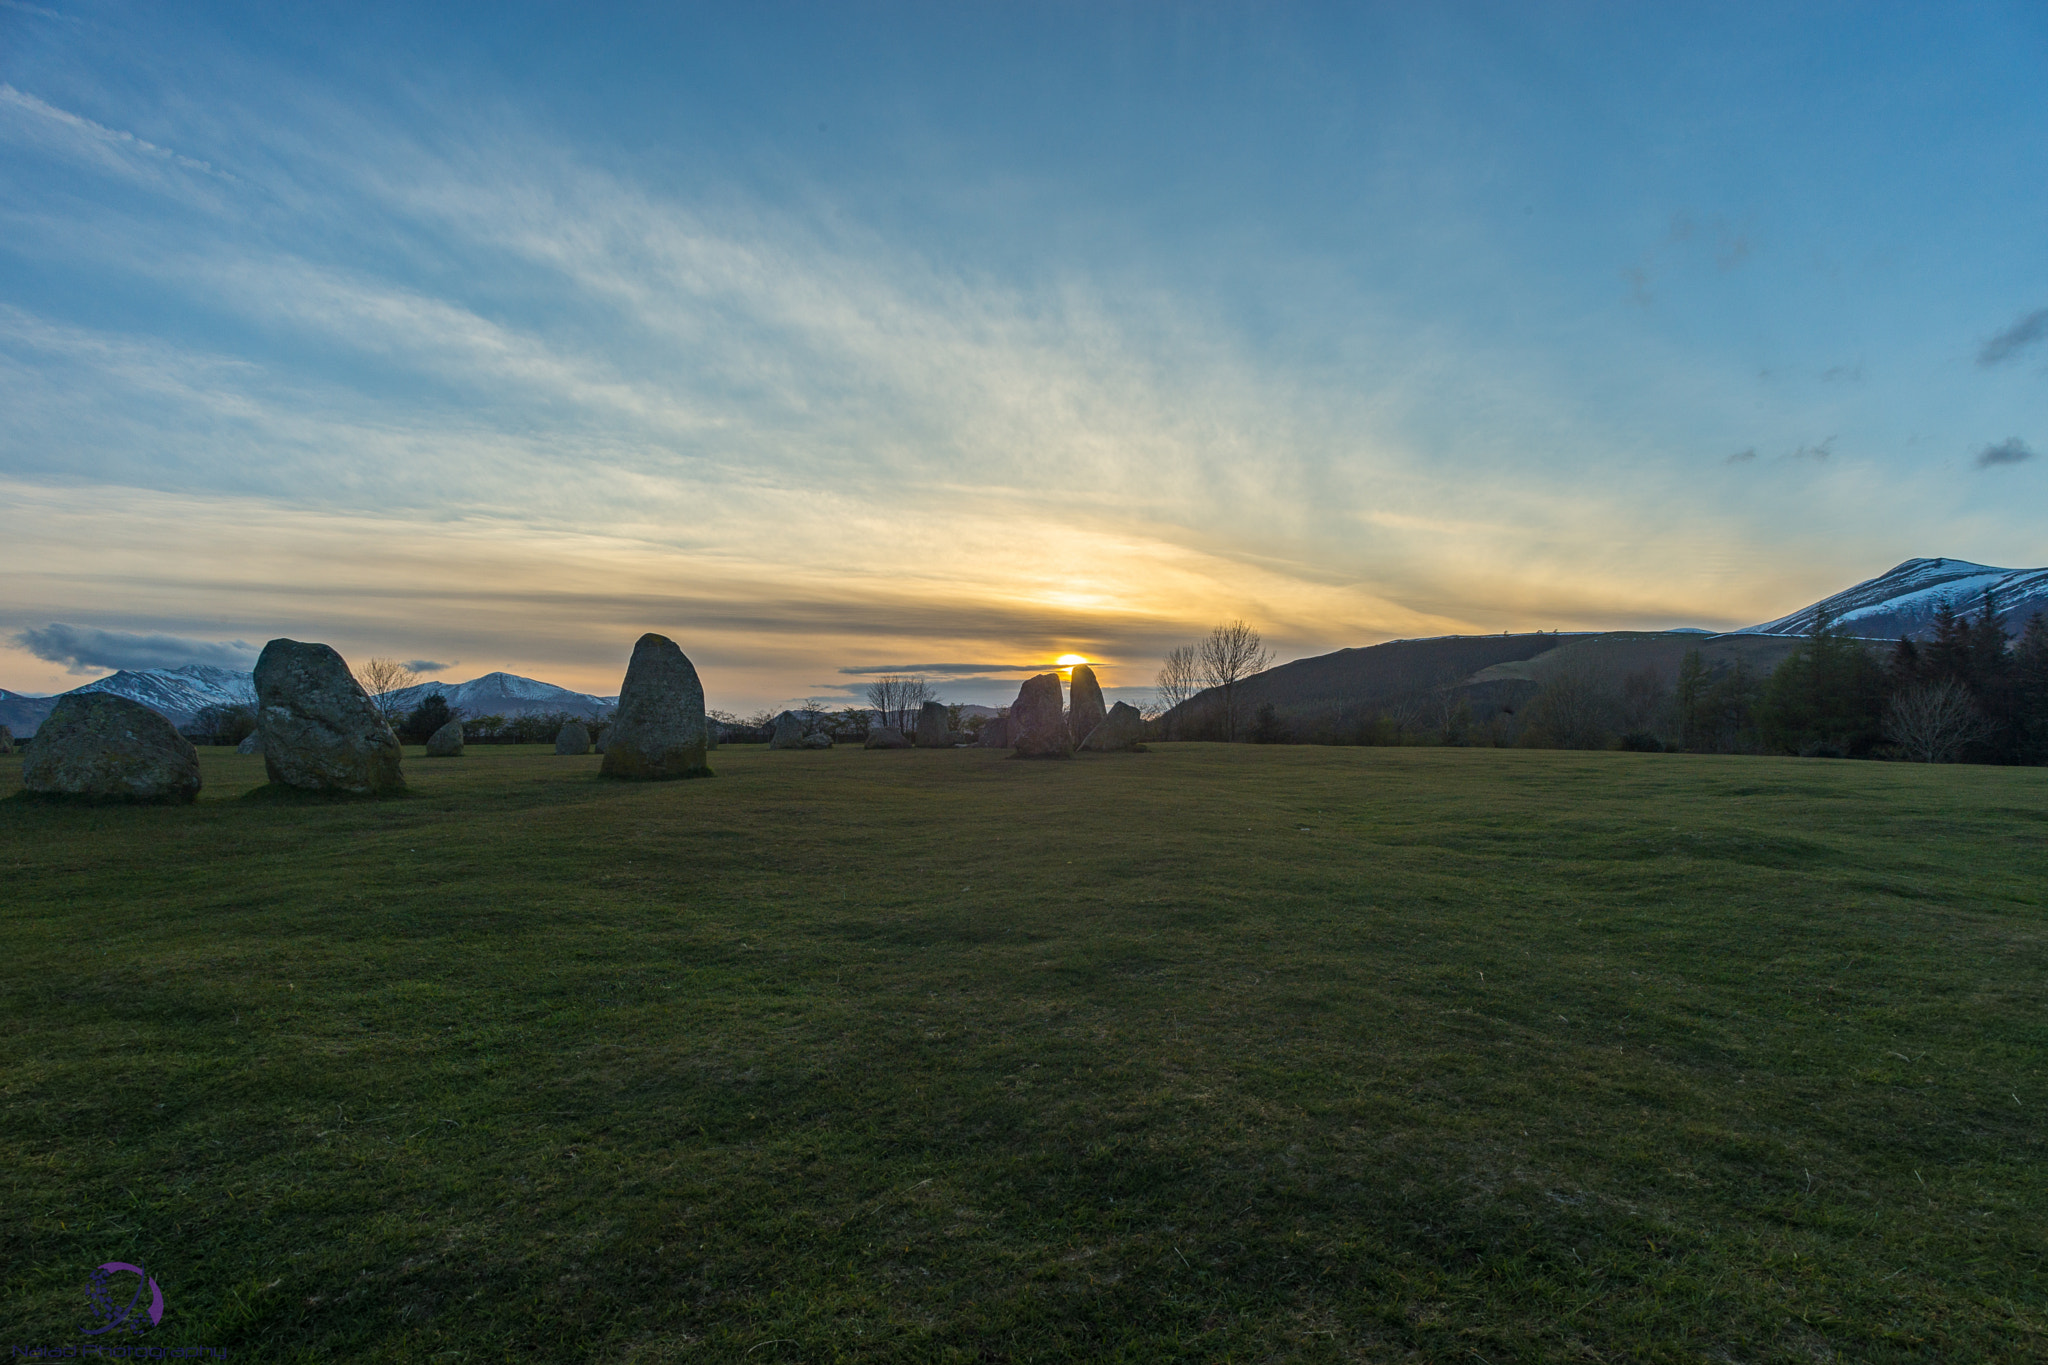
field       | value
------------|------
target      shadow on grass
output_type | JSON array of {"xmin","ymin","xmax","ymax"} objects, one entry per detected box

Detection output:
[
  {"xmin": 2, "ymin": 788, "xmax": 196, "ymax": 807},
  {"xmin": 239, "ymin": 782, "xmax": 417, "ymax": 805}
]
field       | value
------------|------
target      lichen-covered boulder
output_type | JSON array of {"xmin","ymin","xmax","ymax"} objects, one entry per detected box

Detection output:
[
  {"xmin": 600, "ymin": 633, "xmax": 713, "ymax": 780},
  {"xmin": 1007, "ymin": 673, "xmax": 1070, "ymax": 758},
  {"xmin": 915, "ymin": 700, "xmax": 950, "ymax": 748},
  {"xmin": 236, "ymin": 730, "xmax": 263, "ymax": 755},
  {"xmin": 426, "ymin": 720, "xmax": 466, "ymax": 757},
  {"xmin": 1080, "ymin": 701, "xmax": 1146, "ymax": 752},
  {"xmin": 769, "ymin": 711, "xmax": 805, "ymax": 750},
  {"xmin": 255, "ymin": 639, "xmax": 404, "ymax": 795},
  {"xmin": 1067, "ymin": 664, "xmax": 1107, "ymax": 748},
  {"xmin": 22, "ymin": 693, "xmax": 200, "ymax": 802},
  {"xmin": 863, "ymin": 725, "xmax": 912, "ymax": 749},
  {"xmin": 977, "ymin": 716, "xmax": 1009, "ymax": 748},
  {"xmin": 554, "ymin": 721, "xmax": 592, "ymax": 755},
  {"xmin": 799, "ymin": 731, "xmax": 833, "ymax": 749}
]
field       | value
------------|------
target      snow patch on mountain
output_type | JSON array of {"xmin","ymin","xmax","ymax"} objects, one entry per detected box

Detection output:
[{"xmin": 1743, "ymin": 557, "xmax": 2048, "ymax": 638}]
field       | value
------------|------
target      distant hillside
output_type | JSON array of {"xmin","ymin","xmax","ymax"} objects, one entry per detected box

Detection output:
[
  {"xmin": 1158, "ymin": 630, "xmax": 1817, "ymax": 739},
  {"xmin": 1743, "ymin": 557, "xmax": 2048, "ymax": 639}
]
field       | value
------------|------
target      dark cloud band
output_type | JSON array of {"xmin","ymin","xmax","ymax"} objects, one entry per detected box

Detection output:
[{"xmin": 14, "ymin": 622, "xmax": 257, "ymax": 673}]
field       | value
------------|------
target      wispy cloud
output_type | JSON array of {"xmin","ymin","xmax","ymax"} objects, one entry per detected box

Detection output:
[
  {"xmin": 835, "ymin": 662, "xmax": 1048, "ymax": 676},
  {"xmin": 15, "ymin": 622, "xmax": 257, "ymax": 673},
  {"xmin": 0, "ymin": 84, "xmax": 234, "ymax": 190},
  {"xmin": 405, "ymin": 659, "xmax": 456, "ymax": 674},
  {"xmin": 1975, "ymin": 437, "xmax": 2034, "ymax": 469},
  {"xmin": 1979, "ymin": 309, "xmax": 2048, "ymax": 367}
]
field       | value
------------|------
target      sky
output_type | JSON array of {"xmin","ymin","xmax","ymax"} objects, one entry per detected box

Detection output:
[{"xmin": 2, "ymin": 1, "xmax": 2045, "ymax": 712}]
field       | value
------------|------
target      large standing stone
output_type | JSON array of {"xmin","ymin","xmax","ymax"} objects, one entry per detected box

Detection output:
[
  {"xmin": 864, "ymin": 725, "xmax": 912, "ymax": 749},
  {"xmin": 1007, "ymin": 673, "xmax": 1070, "ymax": 758},
  {"xmin": 426, "ymin": 720, "xmax": 466, "ymax": 757},
  {"xmin": 21, "ymin": 693, "xmax": 201, "ymax": 803},
  {"xmin": 600, "ymin": 633, "xmax": 713, "ymax": 781},
  {"xmin": 977, "ymin": 716, "xmax": 1009, "ymax": 748},
  {"xmin": 1080, "ymin": 701, "xmax": 1146, "ymax": 752},
  {"xmin": 1067, "ymin": 664, "xmax": 1107, "ymax": 748},
  {"xmin": 554, "ymin": 721, "xmax": 592, "ymax": 755},
  {"xmin": 769, "ymin": 711, "xmax": 805, "ymax": 750},
  {"xmin": 255, "ymin": 639, "xmax": 405, "ymax": 795},
  {"xmin": 915, "ymin": 700, "xmax": 951, "ymax": 748},
  {"xmin": 236, "ymin": 731, "xmax": 263, "ymax": 755}
]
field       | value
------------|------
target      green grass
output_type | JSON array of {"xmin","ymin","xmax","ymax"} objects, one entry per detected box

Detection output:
[{"xmin": 1, "ymin": 743, "xmax": 2043, "ymax": 1361}]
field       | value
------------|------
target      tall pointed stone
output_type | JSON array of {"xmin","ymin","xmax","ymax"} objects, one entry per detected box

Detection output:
[
  {"xmin": 600, "ymin": 633, "xmax": 713, "ymax": 780},
  {"xmin": 915, "ymin": 700, "xmax": 951, "ymax": 748},
  {"xmin": 1007, "ymin": 673, "xmax": 1070, "ymax": 758},
  {"xmin": 769, "ymin": 711, "xmax": 805, "ymax": 749},
  {"xmin": 1066, "ymin": 663, "xmax": 1107, "ymax": 748},
  {"xmin": 255, "ymin": 639, "xmax": 404, "ymax": 795}
]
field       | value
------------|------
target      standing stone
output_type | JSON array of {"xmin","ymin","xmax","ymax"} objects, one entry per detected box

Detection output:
[
  {"xmin": 236, "ymin": 731, "xmax": 263, "ymax": 755},
  {"xmin": 0, "ymin": 724, "xmax": 13, "ymax": 755},
  {"xmin": 915, "ymin": 700, "xmax": 951, "ymax": 748},
  {"xmin": 1067, "ymin": 664, "xmax": 1107, "ymax": 748},
  {"xmin": 21, "ymin": 693, "xmax": 201, "ymax": 803},
  {"xmin": 1007, "ymin": 673, "xmax": 1070, "ymax": 758},
  {"xmin": 977, "ymin": 716, "xmax": 1009, "ymax": 748},
  {"xmin": 255, "ymin": 639, "xmax": 405, "ymax": 795},
  {"xmin": 863, "ymin": 725, "xmax": 912, "ymax": 749},
  {"xmin": 1080, "ymin": 701, "xmax": 1146, "ymax": 752},
  {"xmin": 426, "ymin": 720, "xmax": 466, "ymax": 757},
  {"xmin": 799, "ymin": 731, "xmax": 833, "ymax": 749},
  {"xmin": 769, "ymin": 711, "xmax": 805, "ymax": 750},
  {"xmin": 554, "ymin": 721, "xmax": 592, "ymax": 755},
  {"xmin": 600, "ymin": 633, "xmax": 713, "ymax": 781}
]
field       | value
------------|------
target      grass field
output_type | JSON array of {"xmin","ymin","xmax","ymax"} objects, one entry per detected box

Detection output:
[{"xmin": 1, "ymin": 742, "xmax": 2043, "ymax": 1361}]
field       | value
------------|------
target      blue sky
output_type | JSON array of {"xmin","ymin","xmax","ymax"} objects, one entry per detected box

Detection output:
[{"xmin": 3, "ymin": 1, "xmax": 2044, "ymax": 710}]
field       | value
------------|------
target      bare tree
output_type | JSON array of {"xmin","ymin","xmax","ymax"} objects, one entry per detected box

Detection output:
[
  {"xmin": 356, "ymin": 657, "xmax": 419, "ymax": 723},
  {"xmin": 1884, "ymin": 679, "xmax": 1991, "ymax": 763},
  {"xmin": 863, "ymin": 675, "xmax": 935, "ymax": 731},
  {"xmin": 1619, "ymin": 666, "xmax": 1670, "ymax": 737},
  {"xmin": 1521, "ymin": 661, "xmax": 1617, "ymax": 750},
  {"xmin": 1199, "ymin": 620, "xmax": 1273, "ymax": 742},
  {"xmin": 1154, "ymin": 645, "xmax": 1201, "ymax": 737}
]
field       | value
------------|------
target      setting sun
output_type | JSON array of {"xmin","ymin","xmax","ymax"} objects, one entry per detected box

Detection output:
[{"xmin": 1054, "ymin": 653, "xmax": 1089, "ymax": 678}]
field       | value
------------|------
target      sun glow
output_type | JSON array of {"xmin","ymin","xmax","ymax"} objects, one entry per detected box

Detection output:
[{"xmin": 1055, "ymin": 653, "xmax": 1088, "ymax": 679}]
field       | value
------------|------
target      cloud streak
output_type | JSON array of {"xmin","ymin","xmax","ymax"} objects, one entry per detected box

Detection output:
[
  {"xmin": 1979, "ymin": 309, "xmax": 2048, "ymax": 366},
  {"xmin": 15, "ymin": 622, "xmax": 258, "ymax": 673},
  {"xmin": 1975, "ymin": 437, "xmax": 2034, "ymax": 469}
]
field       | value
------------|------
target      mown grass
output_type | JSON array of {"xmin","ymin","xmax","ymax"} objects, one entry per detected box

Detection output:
[{"xmin": 0, "ymin": 742, "xmax": 2043, "ymax": 1361}]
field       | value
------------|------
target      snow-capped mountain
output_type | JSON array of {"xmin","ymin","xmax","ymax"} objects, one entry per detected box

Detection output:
[
  {"xmin": 70, "ymin": 664, "xmax": 256, "ymax": 721},
  {"xmin": 0, "ymin": 664, "xmax": 257, "ymax": 735},
  {"xmin": 0, "ymin": 667, "xmax": 611, "ymax": 736},
  {"xmin": 1743, "ymin": 558, "xmax": 2048, "ymax": 639},
  {"xmin": 383, "ymin": 672, "xmax": 615, "ymax": 720}
]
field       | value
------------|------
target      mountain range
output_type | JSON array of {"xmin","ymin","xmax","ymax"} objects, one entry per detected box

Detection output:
[
  {"xmin": 3, "ymin": 556, "xmax": 2041, "ymax": 738},
  {"xmin": 0, "ymin": 667, "xmax": 613, "ymax": 738}
]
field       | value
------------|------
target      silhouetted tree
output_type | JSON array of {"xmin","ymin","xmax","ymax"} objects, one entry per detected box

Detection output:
[{"xmin": 1199, "ymin": 620, "xmax": 1273, "ymax": 742}]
